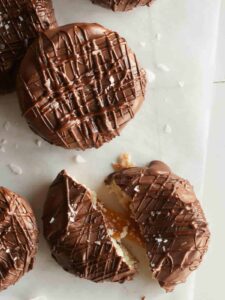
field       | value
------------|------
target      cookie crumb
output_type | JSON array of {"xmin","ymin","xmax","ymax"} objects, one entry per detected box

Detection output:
[
  {"xmin": 112, "ymin": 153, "xmax": 135, "ymax": 171},
  {"xmin": 141, "ymin": 297, "xmax": 146, "ymax": 300}
]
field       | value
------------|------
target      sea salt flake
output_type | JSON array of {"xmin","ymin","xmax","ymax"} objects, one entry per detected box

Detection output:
[
  {"xmin": 156, "ymin": 63, "xmax": 170, "ymax": 72},
  {"xmin": 36, "ymin": 139, "xmax": 42, "ymax": 147},
  {"xmin": 49, "ymin": 217, "xmax": 55, "ymax": 224},
  {"xmin": 73, "ymin": 154, "xmax": 86, "ymax": 164},
  {"xmin": 109, "ymin": 76, "xmax": 115, "ymax": 86},
  {"xmin": 95, "ymin": 241, "xmax": 101, "ymax": 245},
  {"xmin": 164, "ymin": 124, "xmax": 172, "ymax": 134},
  {"xmin": 139, "ymin": 41, "xmax": 146, "ymax": 47},
  {"xmin": 155, "ymin": 33, "xmax": 161, "ymax": 41},
  {"xmin": 146, "ymin": 69, "xmax": 156, "ymax": 83},
  {"xmin": 6, "ymin": 249, "xmax": 10, "ymax": 253},
  {"xmin": 8, "ymin": 163, "xmax": 23, "ymax": 175},
  {"xmin": 134, "ymin": 185, "xmax": 140, "ymax": 192},
  {"xmin": 178, "ymin": 81, "xmax": 185, "ymax": 87},
  {"xmin": 155, "ymin": 237, "xmax": 163, "ymax": 244}
]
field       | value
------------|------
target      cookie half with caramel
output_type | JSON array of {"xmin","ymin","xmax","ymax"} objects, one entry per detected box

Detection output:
[
  {"xmin": 105, "ymin": 161, "xmax": 210, "ymax": 291},
  {"xmin": 43, "ymin": 170, "xmax": 137, "ymax": 282}
]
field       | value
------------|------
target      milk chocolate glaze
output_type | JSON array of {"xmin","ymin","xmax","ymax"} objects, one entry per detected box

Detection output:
[
  {"xmin": 43, "ymin": 170, "xmax": 137, "ymax": 282},
  {"xmin": 0, "ymin": 187, "xmax": 38, "ymax": 291},
  {"xmin": 92, "ymin": 0, "xmax": 153, "ymax": 11},
  {"xmin": 105, "ymin": 161, "xmax": 210, "ymax": 292},
  {"xmin": 17, "ymin": 23, "xmax": 146, "ymax": 150},
  {"xmin": 0, "ymin": 0, "xmax": 57, "ymax": 93}
]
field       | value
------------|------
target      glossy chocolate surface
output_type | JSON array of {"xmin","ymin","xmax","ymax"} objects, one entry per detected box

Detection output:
[
  {"xmin": 0, "ymin": 187, "xmax": 38, "ymax": 291},
  {"xmin": 0, "ymin": 0, "xmax": 57, "ymax": 93},
  {"xmin": 105, "ymin": 161, "xmax": 210, "ymax": 291},
  {"xmin": 43, "ymin": 170, "xmax": 136, "ymax": 282},
  {"xmin": 17, "ymin": 23, "xmax": 146, "ymax": 149}
]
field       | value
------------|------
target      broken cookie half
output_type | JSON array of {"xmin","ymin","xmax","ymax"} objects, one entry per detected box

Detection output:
[
  {"xmin": 42, "ymin": 170, "xmax": 137, "ymax": 283},
  {"xmin": 105, "ymin": 160, "xmax": 210, "ymax": 292}
]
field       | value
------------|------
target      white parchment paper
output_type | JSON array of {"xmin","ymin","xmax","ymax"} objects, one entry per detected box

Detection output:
[{"xmin": 0, "ymin": 0, "xmax": 221, "ymax": 299}]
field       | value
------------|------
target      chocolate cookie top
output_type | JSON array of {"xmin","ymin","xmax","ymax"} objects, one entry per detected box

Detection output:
[
  {"xmin": 92, "ymin": 0, "xmax": 153, "ymax": 11},
  {"xmin": 105, "ymin": 161, "xmax": 210, "ymax": 291},
  {"xmin": 0, "ymin": 187, "xmax": 38, "ymax": 291},
  {"xmin": 0, "ymin": 0, "xmax": 57, "ymax": 93},
  {"xmin": 43, "ymin": 170, "xmax": 137, "ymax": 282},
  {"xmin": 17, "ymin": 23, "xmax": 146, "ymax": 150}
]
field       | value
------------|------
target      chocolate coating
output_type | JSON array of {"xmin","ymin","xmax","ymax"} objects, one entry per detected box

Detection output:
[
  {"xmin": 17, "ymin": 23, "xmax": 146, "ymax": 150},
  {"xmin": 0, "ymin": 0, "xmax": 57, "ymax": 94},
  {"xmin": 92, "ymin": 0, "xmax": 153, "ymax": 11},
  {"xmin": 105, "ymin": 161, "xmax": 210, "ymax": 292},
  {"xmin": 43, "ymin": 170, "xmax": 137, "ymax": 282},
  {"xmin": 0, "ymin": 187, "xmax": 38, "ymax": 291}
]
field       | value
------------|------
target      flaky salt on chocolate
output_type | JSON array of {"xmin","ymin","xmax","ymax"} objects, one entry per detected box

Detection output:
[
  {"xmin": 17, "ymin": 23, "xmax": 146, "ymax": 150},
  {"xmin": 0, "ymin": 0, "xmax": 57, "ymax": 93},
  {"xmin": 105, "ymin": 161, "xmax": 210, "ymax": 292},
  {"xmin": 91, "ymin": 0, "xmax": 153, "ymax": 11},
  {"xmin": 42, "ymin": 170, "xmax": 137, "ymax": 282},
  {"xmin": 0, "ymin": 187, "xmax": 38, "ymax": 291}
]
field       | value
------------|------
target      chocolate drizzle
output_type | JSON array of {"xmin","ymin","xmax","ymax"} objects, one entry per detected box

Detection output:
[
  {"xmin": 91, "ymin": 0, "xmax": 153, "ymax": 11},
  {"xmin": 17, "ymin": 23, "xmax": 146, "ymax": 150},
  {"xmin": 105, "ymin": 161, "xmax": 210, "ymax": 292},
  {"xmin": 0, "ymin": 187, "xmax": 38, "ymax": 291},
  {"xmin": 43, "ymin": 170, "xmax": 137, "ymax": 282},
  {"xmin": 0, "ymin": 0, "xmax": 57, "ymax": 93}
]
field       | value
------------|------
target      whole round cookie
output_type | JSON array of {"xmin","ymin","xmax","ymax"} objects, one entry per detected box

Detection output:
[
  {"xmin": 43, "ymin": 170, "xmax": 137, "ymax": 282},
  {"xmin": 0, "ymin": 0, "xmax": 57, "ymax": 94},
  {"xmin": 91, "ymin": 0, "xmax": 153, "ymax": 11},
  {"xmin": 17, "ymin": 23, "xmax": 146, "ymax": 150},
  {"xmin": 105, "ymin": 161, "xmax": 210, "ymax": 292},
  {"xmin": 0, "ymin": 187, "xmax": 38, "ymax": 291}
]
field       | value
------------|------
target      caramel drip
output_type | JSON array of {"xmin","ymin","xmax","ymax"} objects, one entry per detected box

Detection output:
[
  {"xmin": 105, "ymin": 161, "xmax": 210, "ymax": 292},
  {"xmin": 17, "ymin": 23, "xmax": 146, "ymax": 149},
  {"xmin": 43, "ymin": 171, "xmax": 137, "ymax": 283},
  {"xmin": 0, "ymin": 187, "xmax": 38, "ymax": 291},
  {"xmin": 91, "ymin": 0, "xmax": 153, "ymax": 11},
  {"xmin": 0, "ymin": 0, "xmax": 57, "ymax": 93},
  {"xmin": 103, "ymin": 208, "xmax": 144, "ymax": 245}
]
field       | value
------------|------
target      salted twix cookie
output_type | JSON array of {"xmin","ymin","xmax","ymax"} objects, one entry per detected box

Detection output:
[
  {"xmin": 105, "ymin": 160, "xmax": 210, "ymax": 291},
  {"xmin": 43, "ymin": 171, "xmax": 137, "ymax": 282},
  {"xmin": 17, "ymin": 23, "xmax": 146, "ymax": 150},
  {"xmin": 0, "ymin": 187, "xmax": 38, "ymax": 291},
  {"xmin": 0, "ymin": 0, "xmax": 57, "ymax": 93}
]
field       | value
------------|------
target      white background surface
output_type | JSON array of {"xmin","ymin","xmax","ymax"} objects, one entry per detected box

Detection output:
[{"xmin": 0, "ymin": 0, "xmax": 222, "ymax": 299}]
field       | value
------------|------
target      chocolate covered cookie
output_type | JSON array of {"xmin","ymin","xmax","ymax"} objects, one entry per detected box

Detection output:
[
  {"xmin": 17, "ymin": 23, "xmax": 146, "ymax": 150},
  {"xmin": 0, "ymin": 187, "xmax": 38, "ymax": 291},
  {"xmin": 43, "ymin": 170, "xmax": 137, "ymax": 282},
  {"xmin": 105, "ymin": 161, "xmax": 210, "ymax": 291},
  {"xmin": 0, "ymin": 0, "xmax": 57, "ymax": 93}
]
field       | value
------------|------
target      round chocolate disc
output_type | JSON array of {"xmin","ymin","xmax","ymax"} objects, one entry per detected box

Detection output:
[
  {"xmin": 0, "ymin": 0, "xmax": 57, "ymax": 94},
  {"xmin": 17, "ymin": 23, "xmax": 146, "ymax": 150},
  {"xmin": 0, "ymin": 187, "xmax": 38, "ymax": 291},
  {"xmin": 91, "ymin": 0, "xmax": 153, "ymax": 11}
]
